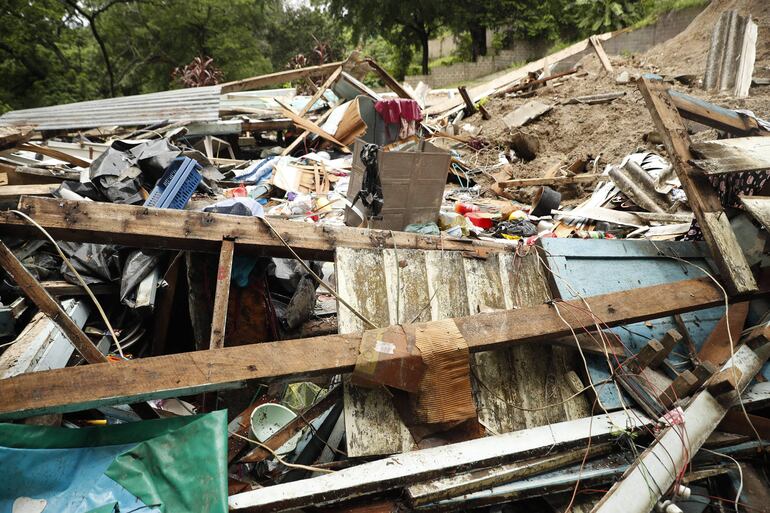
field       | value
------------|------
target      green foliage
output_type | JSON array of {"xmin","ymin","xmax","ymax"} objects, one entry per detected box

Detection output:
[
  {"xmin": 634, "ymin": 0, "xmax": 708, "ymax": 28},
  {"xmin": 572, "ymin": 0, "xmax": 643, "ymax": 33}
]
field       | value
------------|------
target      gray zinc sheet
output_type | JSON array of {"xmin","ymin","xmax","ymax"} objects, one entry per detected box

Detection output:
[{"xmin": 0, "ymin": 85, "xmax": 222, "ymax": 130}]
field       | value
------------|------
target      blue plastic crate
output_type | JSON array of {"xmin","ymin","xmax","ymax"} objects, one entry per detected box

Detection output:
[{"xmin": 144, "ymin": 157, "xmax": 202, "ymax": 210}]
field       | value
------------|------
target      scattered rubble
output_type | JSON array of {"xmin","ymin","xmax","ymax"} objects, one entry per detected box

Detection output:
[{"xmin": 2, "ymin": 2, "xmax": 770, "ymax": 513}]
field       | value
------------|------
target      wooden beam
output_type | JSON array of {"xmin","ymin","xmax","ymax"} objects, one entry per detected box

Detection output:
[
  {"xmin": 592, "ymin": 344, "xmax": 767, "ymax": 513},
  {"xmin": 495, "ymin": 68, "xmax": 578, "ymax": 97},
  {"xmin": 669, "ymin": 90, "xmax": 769, "ymax": 137},
  {"xmin": 365, "ymin": 58, "xmax": 417, "ymax": 101},
  {"xmin": 0, "ymin": 241, "xmax": 106, "ymax": 364},
  {"xmin": 280, "ymin": 101, "xmax": 339, "ymax": 156},
  {"xmin": 239, "ymin": 385, "xmax": 343, "ymax": 463},
  {"xmin": 458, "ymin": 86, "xmax": 477, "ymax": 116},
  {"xmin": 0, "ymin": 273, "xmax": 765, "ymax": 420},
  {"xmin": 17, "ymin": 143, "xmax": 91, "ymax": 168},
  {"xmin": 209, "ymin": 239, "xmax": 235, "ymax": 350},
  {"xmin": 589, "ymin": 35, "xmax": 614, "ymax": 73},
  {"xmin": 228, "ymin": 410, "xmax": 652, "ymax": 512},
  {"xmin": 275, "ymin": 98, "xmax": 346, "ymax": 147},
  {"xmin": 0, "ymin": 184, "xmax": 58, "ymax": 199},
  {"xmin": 0, "ymin": 197, "xmax": 509, "ymax": 261},
  {"xmin": 220, "ymin": 61, "xmax": 345, "ymax": 94},
  {"xmin": 406, "ymin": 442, "xmax": 614, "ymax": 506},
  {"xmin": 698, "ymin": 301, "xmax": 749, "ymax": 366},
  {"xmin": 297, "ymin": 66, "xmax": 343, "ymax": 118},
  {"xmin": 42, "ymin": 280, "xmax": 117, "ymax": 296},
  {"xmin": 498, "ymin": 173, "xmax": 602, "ymax": 188},
  {"xmin": 638, "ymin": 78, "xmax": 757, "ymax": 295}
]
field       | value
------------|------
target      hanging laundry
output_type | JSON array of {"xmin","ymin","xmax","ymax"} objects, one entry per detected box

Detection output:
[{"xmin": 374, "ymin": 99, "xmax": 423, "ymax": 139}]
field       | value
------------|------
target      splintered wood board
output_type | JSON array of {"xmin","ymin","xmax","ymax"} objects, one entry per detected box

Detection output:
[
  {"xmin": 335, "ymin": 247, "xmax": 591, "ymax": 457},
  {"xmin": 691, "ymin": 137, "xmax": 770, "ymax": 175}
]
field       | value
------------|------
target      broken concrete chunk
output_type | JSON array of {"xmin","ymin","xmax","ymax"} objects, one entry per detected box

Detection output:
[
  {"xmin": 502, "ymin": 100, "xmax": 552, "ymax": 129},
  {"xmin": 616, "ymin": 71, "xmax": 630, "ymax": 84}
]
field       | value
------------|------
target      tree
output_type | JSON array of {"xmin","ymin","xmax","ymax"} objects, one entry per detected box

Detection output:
[
  {"xmin": 0, "ymin": 0, "xmax": 100, "ymax": 110},
  {"xmin": 324, "ymin": 0, "xmax": 443, "ymax": 76}
]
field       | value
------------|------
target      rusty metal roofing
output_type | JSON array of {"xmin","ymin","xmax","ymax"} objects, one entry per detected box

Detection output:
[{"xmin": 0, "ymin": 85, "xmax": 222, "ymax": 130}]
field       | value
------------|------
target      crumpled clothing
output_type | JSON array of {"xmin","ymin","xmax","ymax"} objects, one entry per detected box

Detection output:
[
  {"xmin": 681, "ymin": 169, "xmax": 770, "ymax": 241},
  {"xmin": 375, "ymin": 99, "xmax": 423, "ymax": 139}
]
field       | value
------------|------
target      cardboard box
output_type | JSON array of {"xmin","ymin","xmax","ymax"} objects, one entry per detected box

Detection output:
[{"xmin": 345, "ymin": 139, "xmax": 450, "ymax": 230}]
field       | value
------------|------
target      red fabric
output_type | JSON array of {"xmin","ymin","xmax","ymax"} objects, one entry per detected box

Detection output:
[{"xmin": 374, "ymin": 99, "xmax": 423, "ymax": 124}]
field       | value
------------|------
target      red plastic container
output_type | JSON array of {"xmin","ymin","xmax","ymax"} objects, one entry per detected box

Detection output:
[
  {"xmin": 454, "ymin": 202, "xmax": 481, "ymax": 215},
  {"xmin": 465, "ymin": 212, "xmax": 494, "ymax": 230}
]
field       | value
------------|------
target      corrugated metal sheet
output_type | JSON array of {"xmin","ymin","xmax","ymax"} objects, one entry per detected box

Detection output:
[
  {"xmin": 703, "ymin": 10, "xmax": 757, "ymax": 98},
  {"xmin": 0, "ymin": 85, "xmax": 222, "ymax": 130}
]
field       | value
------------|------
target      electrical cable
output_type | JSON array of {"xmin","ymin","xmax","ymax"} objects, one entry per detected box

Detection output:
[{"xmin": 10, "ymin": 209, "xmax": 126, "ymax": 358}]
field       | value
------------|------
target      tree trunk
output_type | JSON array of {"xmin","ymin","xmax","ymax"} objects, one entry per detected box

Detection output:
[
  {"xmin": 89, "ymin": 19, "xmax": 116, "ymax": 97},
  {"xmin": 420, "ymin": 31, "xmax": 430, "ymax": 75},
  {"xmin": 470, "ymin": 25, "xmax": 487, "ymax": 62}
]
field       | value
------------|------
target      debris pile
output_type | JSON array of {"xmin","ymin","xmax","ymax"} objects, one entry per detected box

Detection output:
[{"xmin": 2, "ymin": 2, "xmax": 770, "ymax": 513}]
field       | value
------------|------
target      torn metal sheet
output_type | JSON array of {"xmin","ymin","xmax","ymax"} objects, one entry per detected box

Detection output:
[{"xmin": 703, "ymin": 10, "xmax": 757, "ymax": 98}]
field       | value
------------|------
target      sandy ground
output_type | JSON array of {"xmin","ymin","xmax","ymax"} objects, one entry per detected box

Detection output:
[{"xmin": 452, "ymin": 0, "xmax": 770, "ymax": 204}]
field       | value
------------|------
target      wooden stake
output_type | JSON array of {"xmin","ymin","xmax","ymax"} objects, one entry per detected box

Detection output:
[
  {"xmin": 589, "ymin": 35, "xmax": 614, "ymax": 73},
  {"xmin": 209, "ymin": 239, "xmax": 235, "ymax": 350}
]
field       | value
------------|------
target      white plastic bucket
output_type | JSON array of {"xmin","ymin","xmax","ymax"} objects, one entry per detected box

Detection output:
[{"xmin": 250, "ymin": 403, "xmax": 302, "ymax": 456}]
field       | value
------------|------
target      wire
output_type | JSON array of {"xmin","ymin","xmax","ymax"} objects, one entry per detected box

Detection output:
[
  {"xmin": 259, "ymin": 215, "xmax": 378, "ymax": 329},
  {"xmin": 229, "ymin": 431, "xmax": 335, "ymax": 474},
  {"xmin": 10, "ymin": 209, "xmax": 126, "ymax": 358},
  {"xmin": 702, "ymin": 448, "xmax": 743, "ymax": 513},
  {"xmin": 648, "ymin": 240, "xmax": 764, "ymax": 448}
]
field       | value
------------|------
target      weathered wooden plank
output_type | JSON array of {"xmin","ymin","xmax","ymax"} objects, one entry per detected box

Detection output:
[
  {"xmin": 691, "ymin": 137, "xmax": 770, "ymax": 175},
  {"xmin": 698, "ymin": 301, "xmax": 749, "ymax": 365},
  {"xmin": 0, "ymin": 274, "xmax": 763, "ymax": 420},
  {"xmin": 209, "ymin": 240, "xmax": 235, "ymax": 350},
  {"xmin": 220, "ymin": 61, "xmax": 344, "ymax": 94},
  {"xmin": 669, "ymin": 90, "xmax": 769, "ymax": 137},
  {"xmin": 638, "ymin": 78, "xmax": 757, "ymax": 295},
  {"xmin": 406, "ymin": 441, "xmax": 614, "ymax": 505},
  {"xmin": 589, "ymin": 35, "xmax": 614, "ymax": 73},
  {"xmin": 17, "ymin": 143, "xmax": 91, "ymax": 168},
  {"xmin": 0, "ymin": 241, "xmax": 106, "ymax": 364},
  {"xmin": 228, "ymin": 409, "xmax": 652, "ymax": 512},
  {"xmin": 340, "ymin": 247, "xmax": 589, "ymax": 455},
  {"xmin": 0, "ymin": 197, "xmax": 509, "ymax": 261},
  {"xmin": 498, "ymin": 173, "xmax": 602, "ymax": 188},
  {"xmin": 0, "ymin": 184, "xmax": 58, "ymax": 199},
  {"xmin": 41, "ymin": 280, "xmax": 117, "ymax": 296},
  {"xmin": 297, "ymin": 66, "xmax": 342, "ymax": 117},
  {"xmin": 337, "ymin": 247, "xmax": 416, "ymax": 457},
  {"xmin": 740, "ymin": 195, "xmax": 770, "ymax": 232}
]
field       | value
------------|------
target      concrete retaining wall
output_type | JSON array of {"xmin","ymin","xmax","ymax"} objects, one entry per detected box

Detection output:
[{"xmin": 408, "ymin": 5, "xmax": 706, "ymax": 89}]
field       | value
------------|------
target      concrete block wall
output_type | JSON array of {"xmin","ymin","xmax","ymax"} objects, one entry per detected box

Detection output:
[
  {"xmin": 406, "ymin": 50, "xmax": 520, "ymax": 89},
  {"xmin": 408, "ymin": 5, "xmax": 705, "ymax": 89}
]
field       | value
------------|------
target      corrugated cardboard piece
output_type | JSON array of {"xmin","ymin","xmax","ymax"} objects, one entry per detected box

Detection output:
[{"xmin": 409, "ymin": 319, "xmax": 477, "ymax": 424}]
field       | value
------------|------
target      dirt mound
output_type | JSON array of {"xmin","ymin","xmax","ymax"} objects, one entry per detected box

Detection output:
[{"xmin": 643, "ymin": 0, "xmax": 770, "ymax": 75}]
